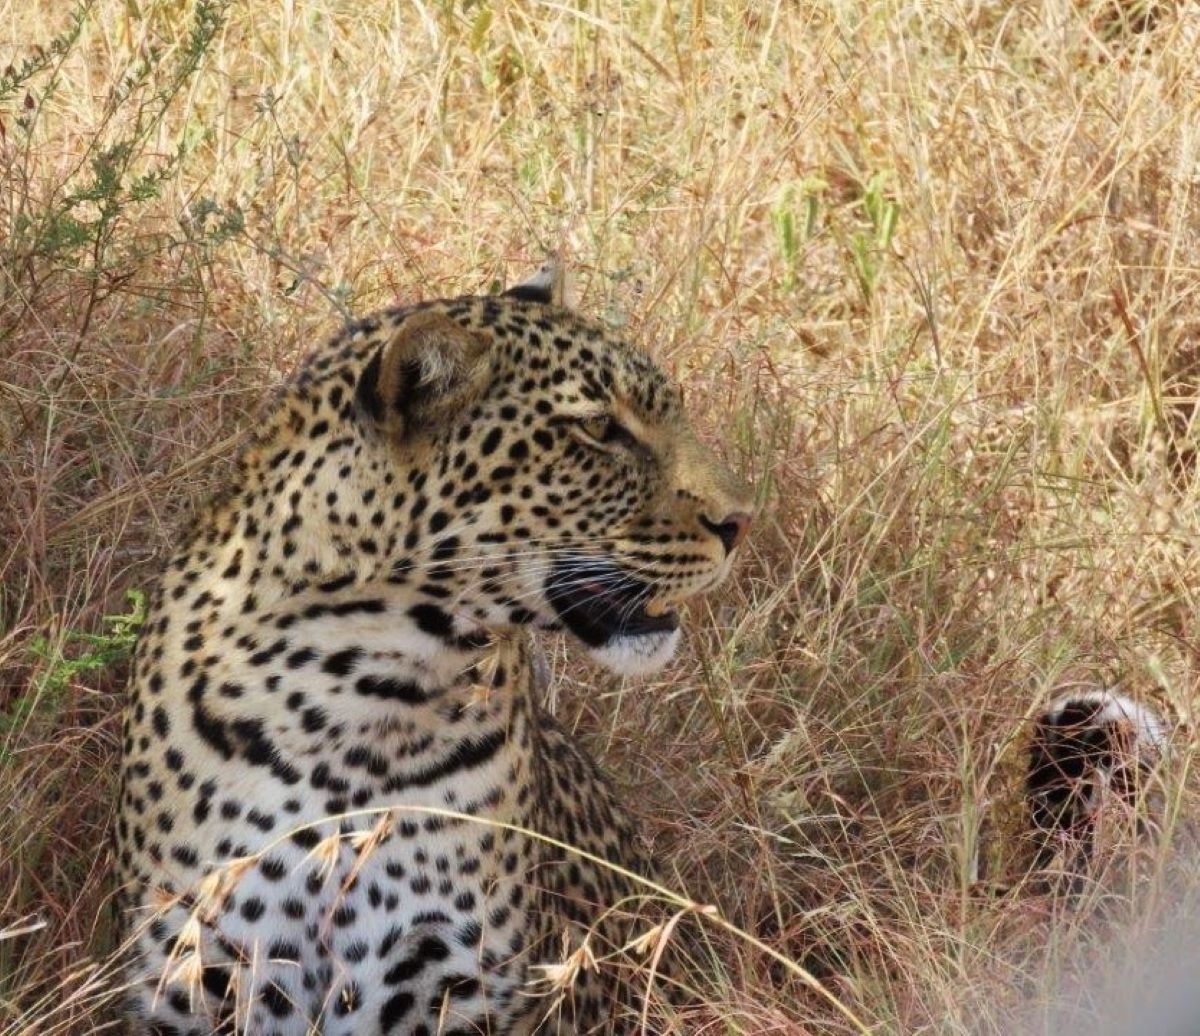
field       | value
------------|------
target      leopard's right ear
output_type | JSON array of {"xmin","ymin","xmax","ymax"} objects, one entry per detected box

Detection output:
[
  {"xmin": 503, "ymin": 257, "xmax": 571, "ymax": 307},
  {"xmin": 355, "ymin": 311, "xmax": 492, "ymax": 438}
]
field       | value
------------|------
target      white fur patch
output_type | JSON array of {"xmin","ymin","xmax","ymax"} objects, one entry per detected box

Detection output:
[
  {"xmin": 587, "ymin": 628, "xmax": 681, "ymax": 676},
  {"xmin": 1044, "ymin": 688, "xmax": 1167, "ymax": 756}
]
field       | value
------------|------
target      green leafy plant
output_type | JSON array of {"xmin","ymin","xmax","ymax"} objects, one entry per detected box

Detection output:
[
  {"xmin": 0, "ymin": 0, "xmax": 228, "ymax": 342},
  {"xmin": 849, "ymin": 170, "xmax": 900, "ymax": 302},
  {"xmin": 770, "ymin": 176, "xmax": 827, "ymax": 290},
  {"xmin": 4, "ymin": 591, "xmax": 145, "ymax": 748}
]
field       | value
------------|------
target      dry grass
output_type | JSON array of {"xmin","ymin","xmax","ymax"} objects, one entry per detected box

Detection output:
[{"xmin": 2, "ymin": 0, "xmax": 1199, "ymax": 1032}]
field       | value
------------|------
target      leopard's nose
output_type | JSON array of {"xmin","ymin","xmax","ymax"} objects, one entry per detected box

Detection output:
[{"xmin": 699, "ymin": 511, "xmax": 752, "ymax": 554}]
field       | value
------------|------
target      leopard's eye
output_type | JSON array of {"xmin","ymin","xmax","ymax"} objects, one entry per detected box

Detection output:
[{"xmin": 577, "ymin": 415, "xmax": 638, "ymax": 450}]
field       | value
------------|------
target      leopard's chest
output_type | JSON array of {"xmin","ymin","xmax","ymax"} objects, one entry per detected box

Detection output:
[
  {"xmin": 248, "ymin": 782, "xmax": 547, "ymax": 1032},
  {"xmin": 119, "ymin": 607, "xmax": 568, "ymax": 1032},
  {"xmin": 175, "ymin": 767, "xmax": 550, "ymax": 1034}
]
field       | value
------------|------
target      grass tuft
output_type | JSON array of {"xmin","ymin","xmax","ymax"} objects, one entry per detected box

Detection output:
[{"xmin": 2, "ymin": 0, "xmax": 1198, "ymax": 1031}]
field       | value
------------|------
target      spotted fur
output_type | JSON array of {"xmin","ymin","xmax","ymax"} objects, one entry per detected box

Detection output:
[{"xmin": 115, "ymin": 271, "xmax": 754, "ymax": 1035}]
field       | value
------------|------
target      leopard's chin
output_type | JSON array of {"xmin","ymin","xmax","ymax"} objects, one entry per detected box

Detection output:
[
  {"xmin": 542, "ymin": 555, "xmax": 687, "ymax": 675},
  {"xmin": 586, "ymin": 627, "xmax": 681, "ymax": 676}
]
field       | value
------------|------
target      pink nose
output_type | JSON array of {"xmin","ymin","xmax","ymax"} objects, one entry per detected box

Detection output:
[{"xmin": 701, "ymin": 511, "xmax": 752, "ymax": 554}]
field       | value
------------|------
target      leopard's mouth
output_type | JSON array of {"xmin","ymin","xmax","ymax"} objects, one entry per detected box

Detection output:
[{"xmin": 546, "ymin": 558, "xmax": 679, "ymax": 646}]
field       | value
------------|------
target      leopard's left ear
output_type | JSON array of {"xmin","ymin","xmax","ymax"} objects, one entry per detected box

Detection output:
[
  {"xmin": 503, "ymin": 257, "xmax": 571, "ymax": 307},
  {"xmin": 355, "ymin": 311, "xmax": 492, "ymax": 438}
]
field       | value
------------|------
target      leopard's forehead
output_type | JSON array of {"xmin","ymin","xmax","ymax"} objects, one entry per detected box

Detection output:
[
  {"xmin": 436, "ymin": 295, "xmax": 680, "ymax": 422},
  {"xmin": 295, "ymin": 293, "xmax": 680, "ymax": 422}
]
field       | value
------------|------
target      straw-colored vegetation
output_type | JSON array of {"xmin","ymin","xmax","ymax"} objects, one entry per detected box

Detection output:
[{"xmin": 2, "ymin": 0, "xmax": 1197, "ymax": 1032}]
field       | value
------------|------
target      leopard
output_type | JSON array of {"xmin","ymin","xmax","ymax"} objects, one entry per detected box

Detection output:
[{"xmin": 114, "ymin": 263, "xmax": 755, "ymax": 1036}]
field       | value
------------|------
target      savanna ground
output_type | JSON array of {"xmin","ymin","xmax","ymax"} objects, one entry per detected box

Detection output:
[{"xmin": 2, "ymin": 1, "xmax": 1199, "ymax": 1033}]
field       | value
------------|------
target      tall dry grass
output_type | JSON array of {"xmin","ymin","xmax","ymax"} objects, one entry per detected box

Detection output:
[{"xmin": 1, "ymin": 0, "xmax": 1198, "ymax": 1032}]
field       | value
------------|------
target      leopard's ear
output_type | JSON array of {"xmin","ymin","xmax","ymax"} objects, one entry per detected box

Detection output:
[
  {"xmin": 355, "ymin": 311, "xmax": 492, "ymax": 437},
  {"xmin": 503, "ymin": 256, "xmax": 571, "ymax": 307}
]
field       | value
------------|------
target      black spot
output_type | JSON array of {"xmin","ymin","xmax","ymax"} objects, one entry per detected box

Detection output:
[
  {"xmin": 240, "ymin": 897, "xmax": 266, "ymax": 922},
  {"xmin": 355, "ymin": 675, "xmax": 427, "ymax": 704},
  {"xmin": 431, "ymin": 536, "xmax": 459, "ymax": 562},
  {"xmin": 408, "ymin": 604, "xmax": 453, "ymax": 639},
  {"xmin": 437, "ymin": 974, "xmax": 481, "ymax": 1001},
  {"xmin": 302, "ymin": 706, "xmax": 329, "ymax": 733},
  {"xmin": 286, "ymin": 648, "xmax": 317, "ymax": 669},
  {"xmin": 268, "ymin": 939, "xmax": 300, "ymax": 962},
  {"xmin": 479, "ymin": 428, "xmax": 502, "ymax": 456},
  {"xmin": 262, "ymin": 981, "xmax": 293, "ymax": 1018},
  {"xmin": 378, "ymin": 923, "xmax": 404, "ymax": 958},
  {"xmin": 379, "ymin": 990, "xmax": 414, "ymax": 1031},
  {"xmin": 246, "ymin": 808, "xmax": 275, "ymax": 832},
  {"xmin": 419, "ymin": 935, "xmax": 450, "ymax": 961},
  {"xmin": 332, "ymin": 598, "xmax": 386, "ymax": 617},
  {"xmin": 151, "ymin": 706, "xmax": 170, "ymax": 737},
  {"xmin": 170, "ymin": 845, "xmax": 197, "ymax": 867},
  {"xmin": 300, "ymin": 599, "xmax": 385, "ymax": 621},
  {"xmin": 290, "ymin": 828, "xmax": 321, "ymax": 850},
  {"xmin": 318, "ymin": 572, "xmax": 356, "ymax": 593},
  {"xmin": 281, "ymin": 897, "xmax": 306, "ymax": 919},
  {"xmin": 323, "ymin": 648, "xmax": 363, "ymax": 676},
  {"xmin": 200, "ymin": 964, "xmax": 233, "ymax": 1002}
]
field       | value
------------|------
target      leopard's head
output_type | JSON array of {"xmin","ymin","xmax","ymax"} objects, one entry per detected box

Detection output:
[{"xmin": 350, "ymin": 268, "xmax": 755, "ymax": 675}]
